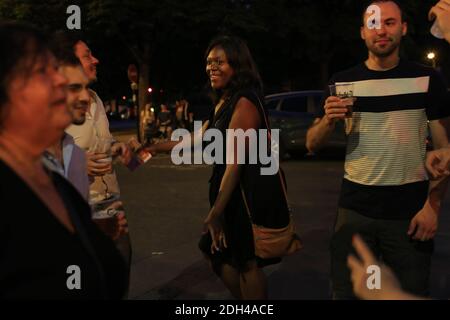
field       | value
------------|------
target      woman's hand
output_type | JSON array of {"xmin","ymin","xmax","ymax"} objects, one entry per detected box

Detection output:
[
  {"xmin": 203, "ymin": 211, "xmax": 227, "ymax": 254},
  {"xmin": 111, "ymin": 142, "xmax": 132, "ymax": 166}
]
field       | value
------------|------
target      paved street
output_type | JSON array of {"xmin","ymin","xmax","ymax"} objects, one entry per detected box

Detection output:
[{"xmin": 113, "ymin": 135, "xmax": 450, "ymax": 300}]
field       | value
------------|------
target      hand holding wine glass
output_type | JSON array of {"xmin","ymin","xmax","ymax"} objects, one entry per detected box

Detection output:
[{"xmin": 87, "ymin": 137, "xmax": 113, "ymax": 177}]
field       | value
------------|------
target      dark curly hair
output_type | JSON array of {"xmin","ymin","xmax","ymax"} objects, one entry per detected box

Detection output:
[
  {"xmin": 205, "ymin": 35, "xmax": 263, "ymax": 104},
  {"xmin": 0, "ymin": 22, "xmax": 51, "ymax": 126}
]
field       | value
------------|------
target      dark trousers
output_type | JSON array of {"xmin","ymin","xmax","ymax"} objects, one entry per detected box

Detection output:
[
  {"xmin": 115, "ymin": 232, "xmax": 132, "ymax": 299},
  {"xmin": 330, "ymin": 207, "xmax": 434, "ymax": 299}
]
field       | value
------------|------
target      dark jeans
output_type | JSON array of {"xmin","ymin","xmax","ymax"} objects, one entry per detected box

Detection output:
[{"xmin": 330, "ymin": 207, "xmax": 434, "ymax": 299}]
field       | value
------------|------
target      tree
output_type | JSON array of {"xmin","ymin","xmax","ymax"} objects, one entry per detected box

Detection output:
[
  {"xmin": 0, "ymin": 0, "xmax": 72, "ymax": 31},
  {"xmin": 84, "ymin": 0, "xmax": 272, "ymax": 140},
  {"xmin": 1, "ymin": 0, "xmax": 446, "ymax": 113}
]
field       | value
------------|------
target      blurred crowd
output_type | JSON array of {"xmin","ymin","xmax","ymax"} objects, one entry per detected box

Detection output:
[{"xmin": 141, "ymin": 99, "xmax": 195, "ymax": 144}]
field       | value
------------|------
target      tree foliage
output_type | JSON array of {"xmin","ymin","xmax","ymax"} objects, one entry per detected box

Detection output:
[{"xmin": 1, "ymin": 0, "xmax": 446, "ymax": 97}]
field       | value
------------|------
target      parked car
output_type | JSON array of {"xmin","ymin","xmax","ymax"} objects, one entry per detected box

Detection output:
[{"xmin": 266, "ymin": 90, "xmax": 347, "ymax": 158}]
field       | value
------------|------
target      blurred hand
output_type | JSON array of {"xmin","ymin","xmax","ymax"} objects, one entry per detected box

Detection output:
[
  {"xmin": 429, "ymin": 0, "xmax": 450, "ymax": 42},
  {"xmin": 144, "ymin": 144, "xmax": 158, "ymax": 156},
  {"xmin": 111, "ymin": 142, "xmax": 132, "ymax": 166},
  {"xmin": 407, "ymin": 200, "xmax": 438, "ymax": 241},
  {"xmin": 93, "ymin": 201, "xmax": 129, "ymax": 240},
  {"xmin": 86, "ymin": 151, "xmax": 112, "ymax": 176},
  {"xmin": 347, "ymin": 235, "xmax": 403, "ymax": 300},
  {"xmin": 113, "ymin": 211, "xmax": 129, "ymax": 240},
  {"xmin": 203, "ymin": 211, "xmax": 226, "ymax": 254},
  {"xmin": 425, "ymin": 147, "xmax": 450, "ymax": 179},
  {"xmin": 323, "ymin": 96, "xmax": 349, "ymax": 124}
]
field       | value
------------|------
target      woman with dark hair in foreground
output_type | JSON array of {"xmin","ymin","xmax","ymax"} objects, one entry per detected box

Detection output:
[{"xmin": 0, "ymin": 22, "xmax": 126, "ymax": 299}]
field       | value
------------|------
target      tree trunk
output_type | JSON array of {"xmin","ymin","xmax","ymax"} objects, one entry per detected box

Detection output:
[{"xmin": 137, "ymin": 44, "xmax": 151, "ymax": 143}]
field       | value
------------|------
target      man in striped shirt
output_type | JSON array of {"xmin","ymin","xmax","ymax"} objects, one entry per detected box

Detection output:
[{"xmin": 307, "ymin": 0, "xmax": 450, "ymax": 299}]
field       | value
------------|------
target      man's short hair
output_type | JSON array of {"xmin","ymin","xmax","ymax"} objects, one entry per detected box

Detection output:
[
  {"xmin": 50, "ymin": 31, "xmax": 82, "ymax": 67},
  {"xmin": 361, "ymin": 0, "xmax": 406, "ymax": 26}
]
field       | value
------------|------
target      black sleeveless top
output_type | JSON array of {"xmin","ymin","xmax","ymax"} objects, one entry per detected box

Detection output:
[{"xmin": 207, "ymin": 89, "xmax": 289, "ymax": 228}]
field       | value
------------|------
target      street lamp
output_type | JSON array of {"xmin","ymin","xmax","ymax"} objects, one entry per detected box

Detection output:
[{"xmin": 427, "ymin": 51, "xmax": 437, "ymax": 68}]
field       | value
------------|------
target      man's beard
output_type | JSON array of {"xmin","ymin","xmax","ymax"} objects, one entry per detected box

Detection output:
[
  {"xmin": 72, "ymin": 117, "xmax": 86, "ymax": 125},
  {"xmin": 369, "ymin": 45, "xmax": 399, "ymax": 58},
  {"xmin": 71, "ymin": 103, "xmax": 87, "ymax": 125},
  {"xmin": 368, "ymin": 39, "xmax": 401, "ymax": 58}
]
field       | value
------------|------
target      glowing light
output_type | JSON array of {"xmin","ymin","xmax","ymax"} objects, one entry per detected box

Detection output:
[{"xmin": 427, "ymin": 52, "xmax": 436, "ymax": 60}]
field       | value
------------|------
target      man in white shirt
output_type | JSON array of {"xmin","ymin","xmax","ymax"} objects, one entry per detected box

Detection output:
[
  {"xmin": 64, "ymin": 38, "xmax": 132, "ymax": 292},
  {"xmin": 44, "ymin": 51, "xmax": 128, "ymax": 240},
  {"xmin": 66, "ymin": 40, "xmax": 131, "ymax": 196}
]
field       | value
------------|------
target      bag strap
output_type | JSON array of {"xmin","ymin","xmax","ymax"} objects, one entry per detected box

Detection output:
[
  {"xmin": 239, "ymin": 92, "xmax": 291, "ymax": 222},
  {"xmin": 252, "ymin": 93, "xmax": 290, "ymax": 207},
  {"xmin": 240, "ymin": 183, "xmax": 252, "ymax": 220}
]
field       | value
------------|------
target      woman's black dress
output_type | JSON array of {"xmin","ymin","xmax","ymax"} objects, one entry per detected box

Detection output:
[{"xmin": 198, "ymin": 90, "xmax": 290, "ymax": 276}]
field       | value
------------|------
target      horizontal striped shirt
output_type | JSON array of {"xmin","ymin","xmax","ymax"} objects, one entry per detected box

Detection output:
[{"xmin": 320, "ymin": 60, "xmax": 449, "ymax": 219}]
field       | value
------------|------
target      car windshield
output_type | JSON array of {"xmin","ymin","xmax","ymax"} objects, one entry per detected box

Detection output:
[
  {"xmin": 281, "ymin": 96, "xmax": 307, "ymax": 112},
  {"xmin": 266, "ymin": 99, "xmax": 278, "ymax": 110}
]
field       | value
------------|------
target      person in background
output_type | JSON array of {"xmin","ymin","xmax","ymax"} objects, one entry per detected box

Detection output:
[
  {"xmin": 183, "ymin": 99, "xmax": 195, "ymax": 132},
  {"xmin": 175, "ymin": 99, "xmax": 186, "ymax": 129},
  {"xmin": 156, "ymin": 103, "xmax": 173, "ymax": 139}
]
